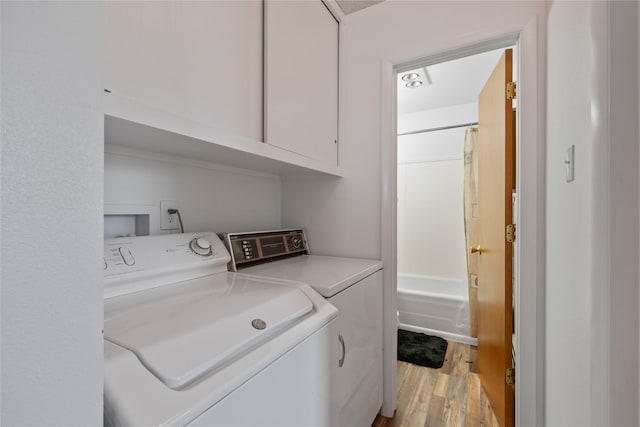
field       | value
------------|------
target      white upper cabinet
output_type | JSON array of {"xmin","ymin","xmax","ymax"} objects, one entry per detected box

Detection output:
[
  {"xmin": 104, "ymin": 1, "xmax": 341, "ymax": 176},
  {"xmin": 264, "ymin": 1, "xmax": 339, "ymax": 166},
  {"xmin": 105, "ymin": 1, "xmax": 263, "ymax": 142}
]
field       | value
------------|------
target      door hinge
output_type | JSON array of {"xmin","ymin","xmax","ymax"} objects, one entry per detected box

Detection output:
[
  {"xmin": 506, "ymin": 224, "xmax": 516, "ymax": 243},
  {"xmin": 506, "ymin": 367, "xmax": 515, "ymax": 387},
  {"xmin": 506, "ymin": 82, "xmax": 516, "ymax": 100}
]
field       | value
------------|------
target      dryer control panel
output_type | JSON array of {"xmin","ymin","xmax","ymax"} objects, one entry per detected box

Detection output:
[{"xmin": 223, "ymin": 229, "xmax": 308, "ymax": 271}]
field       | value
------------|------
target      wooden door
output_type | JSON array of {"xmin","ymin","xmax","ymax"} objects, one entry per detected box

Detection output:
[{"xmin": 476, "ymin": 49, "xmax": 515, "ymax": 427}]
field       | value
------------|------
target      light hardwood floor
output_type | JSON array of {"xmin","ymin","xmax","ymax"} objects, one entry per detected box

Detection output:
[{"xmin": 372, "ymin": 341, "xmax": 499, "ymax": 427}]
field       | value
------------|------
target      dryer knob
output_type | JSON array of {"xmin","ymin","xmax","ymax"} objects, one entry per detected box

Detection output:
[
  {"xmin": 190, "ymin": 237, "xmax": 212, "ymax": 256},
  {"xmin": 292, "ymin": 237, "xmax": 302, "ymax": 249}
]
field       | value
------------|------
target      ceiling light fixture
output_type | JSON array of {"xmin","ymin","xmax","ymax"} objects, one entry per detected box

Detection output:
[
  {"xmin": 405, "ymin": 80, "xmax": 423, "ymax": 88},
  {"xmin": 401, "ymin": 73, "xmax": 419, "ymax": 81}
]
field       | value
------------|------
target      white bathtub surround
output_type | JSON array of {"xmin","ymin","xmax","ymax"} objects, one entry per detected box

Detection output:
[
  {"xmin": 397, "ymin": 148, "xmax": 467, "ymax": 279},
  {"xmin": 397, "ymin": 273, "xmax": 476, "ymax": 345}
]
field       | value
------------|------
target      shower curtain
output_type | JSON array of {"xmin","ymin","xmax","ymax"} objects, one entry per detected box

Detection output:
[{"xmin": 463, "ymin": 127, "xmax": 479, "ymax": 338}]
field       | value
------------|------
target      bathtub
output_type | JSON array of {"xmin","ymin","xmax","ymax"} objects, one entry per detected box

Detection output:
[{"xmin": 397, "ymin": 273, "xmax": 477, "ymax": 345}]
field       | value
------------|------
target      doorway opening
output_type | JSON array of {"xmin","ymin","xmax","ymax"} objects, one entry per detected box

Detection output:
[{"xmin": 389, "ymin": 42, "xmax": 518, "ymax": 427}]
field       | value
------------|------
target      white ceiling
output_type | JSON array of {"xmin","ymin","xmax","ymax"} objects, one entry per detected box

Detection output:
[
  {"xmin": 336, "ymin": 0, "xmax": 385, "ymax": 15},
  {"xmin": 397, "ymin": 48, "xmax": 510, "ymax": 115}
]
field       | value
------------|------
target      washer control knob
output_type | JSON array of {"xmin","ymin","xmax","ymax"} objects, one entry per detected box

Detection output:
[
  {"xmin": 292, "ymin": 237, "xmax": 302, "ymax": 249},
  {"xmin": 190, "ymin": 237, "xmax": 212, "ymax": 256}
]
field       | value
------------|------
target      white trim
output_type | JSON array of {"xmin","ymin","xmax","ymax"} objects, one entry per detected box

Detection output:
[
  {"xmin": 515, "ymin": 17, "xmax": 545, "ymax": 427},
  {"xmin": 379, "ymin": 58, "xmax": 397, "ymax": 417},
  {"xmin": 321, "ymin": 0, "xmax": 346, "ymax": 24},
  {"xmin": 399, "ymin": 324, "xmax": 478, "ymax": 347},
  {"xmin": 380, "ymin": 17, "xmax": 544, "ymax": 426},
  {"xmin": 589, "ymin": 2, "xmax": 611, "ymax": 424},
  {"xmin": 394, "ymin": 34, "xmax": 519, "ymax": 74},
  {"xmin": 606, "ymin": 2, "xmax": 639, "ymax": 425},
  {"xmin": 397, "ymin": 156, "xmax": 463, "ymax": 165}
]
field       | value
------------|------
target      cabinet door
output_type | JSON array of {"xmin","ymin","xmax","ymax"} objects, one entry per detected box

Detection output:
[
  {"xmin": 105, "ymin": 1, "xmax": 263, "ymax": 142},
  {"xmin": 265, "ymin": 1, "xmax": 338, "ymax": 165},
  {"xmin": 329, "ymin": 271, "xmax": 383, "ymax": 427}
]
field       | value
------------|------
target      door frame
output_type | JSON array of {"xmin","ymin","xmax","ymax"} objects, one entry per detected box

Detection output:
[{"xmin": 380, "ymin": 18, "xmax": 544, "ymax": 426}]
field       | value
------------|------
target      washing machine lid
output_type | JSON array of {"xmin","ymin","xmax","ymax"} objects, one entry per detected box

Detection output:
[
  {"xmin": 104, "ymin": 273, "xmax": 312, "ymax": 390},
  {"xmin": 240, "ymin": 255, "xmax": 383, "ymax": 297}
]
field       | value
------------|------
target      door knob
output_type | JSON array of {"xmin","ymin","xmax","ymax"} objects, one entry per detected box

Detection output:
[{"xmin": 470, "ymin": 245, "xmax": 484, "ymax": 254}]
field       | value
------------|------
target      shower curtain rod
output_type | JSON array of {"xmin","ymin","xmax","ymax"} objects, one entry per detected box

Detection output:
[{"xmin": 397, "ymin": 121, "xmax": 478, "ymax": 136}]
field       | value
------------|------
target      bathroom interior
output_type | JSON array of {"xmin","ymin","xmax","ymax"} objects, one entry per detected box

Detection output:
[
  {"xmin": 389, "ymin": 45, "xmax": 518, "ymax": 425},
  {"xmin": 396, "ymin": 47, "xmax": 514, "ymax": 345}
]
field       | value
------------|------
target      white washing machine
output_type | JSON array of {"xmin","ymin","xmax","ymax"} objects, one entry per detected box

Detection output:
[
  {"xmin": 224, "ymin": 229, "xmax": 384, "ymax": 427},
  {"xmin": 103, "ymin": 232, "xmax": 337, "ymax": 427}
]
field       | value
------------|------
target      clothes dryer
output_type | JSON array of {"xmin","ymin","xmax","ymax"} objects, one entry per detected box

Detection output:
[{"xmin": 224, "ymin": 230, "xmax": 383, "ymax": 427}]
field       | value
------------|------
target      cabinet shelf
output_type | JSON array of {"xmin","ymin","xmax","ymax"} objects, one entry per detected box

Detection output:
[{"xmin": 104, "ymin": 93, "xmax": 342, "ymax": 177}]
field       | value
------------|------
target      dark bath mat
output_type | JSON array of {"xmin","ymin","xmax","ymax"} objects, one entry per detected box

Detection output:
[{"xmin": 397, "ymin": 329, "xmax": 448, "ymax": 369}]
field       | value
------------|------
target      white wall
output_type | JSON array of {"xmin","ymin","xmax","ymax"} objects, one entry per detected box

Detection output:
[
  {"xmin": 1, "ymin": 2, "xmax": 104, "ymax": 424},
  {"xmin": 281, "ymin": 0, "xmax": 546, "ymax": 419},
  {"xmin": 547, "ymin": 1, "xmax": 639, "ymax": 426},
  {"xmin": 545, "ymin": 3, "xmax": 592, "ymax": 424},
  {"xmin": 283, "ymin": 0, "xmax": 544, "ymax": 255},
  {"xmin": 104, "ymin": 146, "xmax": 282, "ymax": 236}
]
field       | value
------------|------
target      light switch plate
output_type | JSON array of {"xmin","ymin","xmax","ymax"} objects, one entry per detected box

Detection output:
[{"xmin": 565, "ymin": 145, "xmax": 575, "ymax": 182}]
